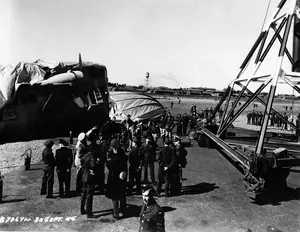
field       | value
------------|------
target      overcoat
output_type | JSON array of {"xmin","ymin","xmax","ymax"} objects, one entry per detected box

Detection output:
[{"xmin": 105, "ymin": 148, "xmax": 127, "ymax": 200}]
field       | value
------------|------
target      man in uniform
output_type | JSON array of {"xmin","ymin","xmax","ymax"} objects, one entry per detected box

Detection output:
[
  {"xmin": 173, "ymin": 135, "xmax": 187, "ymax": 193},
  {"xmin": 96, "ymin": 136, "xmax": 109, "ymax": 194},
  {"xmin": 105, "ymin": 139, "xmax": 128, "ymax": 219},
  {"xmin": 75, "ymin": 132, "xmax": 89, "ymax": 193},
  {"xmin": 128, "ymin": 137, "xmax": 143, "ymax": 195},
  {"xmin": 165, "ymin": 112, "xmax": 175, "ymax": 141},
  {"xmin": 156, "ymin": 139, "xmax": 177, "ymax": 197},
  {"xmin": 55, "ymin": 139, "xmax": 73, "ymax": 197},
  {"xmin": 182, "ymin": 113, "xmax": 189, "ymax": 135},
  {"xmin": 140, "ymin": 136, "xmax": 157, "ymax": 184},
  {"xmin": 139, "ymin": 184, "xmax": 165, "ymax": 232},
  {"xmin": 80, "ymin": 149, "xmax": 97, "ymax": 218},
  {"xmin": 40, "ymin": 140, "xmax": 56, "ymax": 198}
]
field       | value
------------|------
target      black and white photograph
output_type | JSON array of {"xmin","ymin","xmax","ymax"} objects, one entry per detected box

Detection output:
[{"xmin": 1, "ymin": 0, "xmax": 300, "ymax": 231}]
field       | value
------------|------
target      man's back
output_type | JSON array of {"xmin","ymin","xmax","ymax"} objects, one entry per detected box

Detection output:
[
  {"xmin": 55, "ymin": 147, "xmax": 73, "ymax": 170},
  {"xmin": 42, "ymin": 147, "xmax": 55, "ymax": 167}
]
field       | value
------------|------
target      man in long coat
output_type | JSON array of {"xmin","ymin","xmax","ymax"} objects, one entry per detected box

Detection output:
[
  {"xmin": 105, "ymin": 139, "xmax": 128, "ymax": 219},
  {"xmin": 55, "ymin": 139, "xmax": 73, "ymax": 197},
  {"xmin": 40, "ymin": 140, "xmax": 56, "ymax": 198},
  {"xmin": 128, "ymin": 137, "xmax": 143, "ymax": 195},
  {"xmin": 156, "ymin": 139, "xmax": 177, "ymax": 197},
  {"xmin": 140, "ymin": 136, "xmax": 157, "ymax": 184},
  {"xmin": 80, "ymin": 150, "xmax": 97, "ymax": 218}
]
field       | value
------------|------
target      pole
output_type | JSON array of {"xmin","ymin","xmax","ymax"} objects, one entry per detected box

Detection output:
[{"xmin": 293, "ymin": 0, "xmax": 300, "ymax": 72}]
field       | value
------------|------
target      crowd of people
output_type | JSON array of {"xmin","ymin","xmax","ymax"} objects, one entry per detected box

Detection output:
[
  {"xmin": 246, "ymin": 110, "xmax": 295, "ymax": 131},
  {"xmin": 39, "ymin": 113, "xmax": 189, "ymax": 231}
]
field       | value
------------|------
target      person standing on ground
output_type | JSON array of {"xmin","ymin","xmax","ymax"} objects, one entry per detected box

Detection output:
[
  {"xmin": 106, "ymin": 139, "xmax": 128, "ymax": 219},
  {"xmin": 40, "ymin": 140, "xmax": 56, "ymax": 198},
  {"xmin": 140, "ymin": 136, "xmax": 157, "ymax": 184},
  {"xmin": 176, "ymin": 114, "xmax": 183, "ymax": 136},
  {"xmin": 75, "ymin": 133, "xmax": 89, "ymax": 193},
  {"xmin": 97, "ymin": 136, "xmax": 110, "ymax": 193},
  {"xmin": 55, "ymin": 139, "xmax": 73, "ymax": 197},
  {"xmin": 159, "ymin": 116, "xmax": 167, "ymax": 144},
  {"xmin": 165, "ymin": 112, "xmax": 175, "ymax": 140},
  {"xmin": 182, "ymin": 113, "xmax": 189, "ymax": 136},
  {"xmin": 173, "ymin": 135, "xmax": 187, "ymax": 181},
  {"xmin": 156, "ymin": 139, "xmax": 176, "ymax": 197},
  {"xmin": 128, "ymin": 137, "xmax": 143, "ymax": 195},
  {"xmin": 139, "ymin": 184, "xmax": 165, "ymax": 232},
  {"xmin": 80, "ymin": 149, "xmax": 97, "ymax": 218}
]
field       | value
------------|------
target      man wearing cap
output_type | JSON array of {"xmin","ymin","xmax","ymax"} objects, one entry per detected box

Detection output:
[
  {"xmin": 80, "ymin": 149, "xmax": 97, "ymax": 218},
  {"xmin": 139, "ymin": 184, "xmax": 165, "ymax": 232},
  {"xmin": 174, "ymin": 135, "xmax": 187, "ymax": 179},
  {"xmin": 55, "ymin": 139, "xmax": 73, "ymax": 197},
  {"xmin": 140, "ymin": 136, "xmax": 157, "ymax": 184},
  {"xmin": 128, "ymin": 137, "xmax": 143, "ymax": 195},
  {"xmin": 106, "ymin": 138, "xmax": 128, "ymax": 219},
  {"xmin": 165, "ymin": 112, "xmax": 175, "ymax": 141},
  {"xmin": 40, "ymin": 140, "xmax": 56, "ymax": 198},
  {"xmin": 122, "ymin": 114, "xmax": 134, "ymax": 131},
  {"xmin": 156, "ymin": 139, "xmax": 177, "ymax": 197},
  {"xmin": 182, "ymin": 113, "xmax": 189, "ymax": 136},
  {"xmin": 159, "ymin": 116, "xmax": 167, "ymax": 144},
  {"xmin": 173, "ymin": 135, "xmax": 187, "ymax": 194},
  {"xmin": 89, "ymin": 132, "xmax": 107, "ymax": 194},
  {"xmin": 75, "ymin": 132, "xmax": 88, "ymax": 193}
]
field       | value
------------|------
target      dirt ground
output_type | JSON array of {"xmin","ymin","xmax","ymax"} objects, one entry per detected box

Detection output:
[
  {"xmin": 0, "ymin": 137, "xmax": 300, "ymax": 232},
  {"xmin": 0, "ymin": 96, "xmax": 300, "ymax": 231}
]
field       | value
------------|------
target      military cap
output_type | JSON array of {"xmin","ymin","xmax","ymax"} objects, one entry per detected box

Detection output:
[
  {"xmin": 164, "ymin": 138, "xmax": 173, "ymax": 145},
  {"xmin": 142, "ymin": 131, "xmax": 149, "ymax": 138},
  {"xmin": 44, "ymin": 139, "xmax": 54, "ymax": 147},
  {"xmin": 133, "ymin": 136, "xmax": 140, "ymax": 144},
  {"xmin": 141, "ymin": 184, "xmax": 155, "ymax": 195},
  {"xmin": 58, "ymin": 138, "xmax": 68, "ymax": 146},
  {"xmin": 146, "ymin": 135, "xmax": 153, "ymax": 140},
  {"xmin": 173, "ymin": 135, "xmax": 181, "ymax": 142},
  {"xmin": 78, "ymin": 132, "xmax": 86, "ymax": 142},
  {"xmin": 110, "ymin": 138, "xmax": 120, "ymax": 148}
]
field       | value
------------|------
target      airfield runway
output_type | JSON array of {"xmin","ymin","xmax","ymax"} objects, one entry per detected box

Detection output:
[{"xmin": 0, "ymin": 138, "xmax": 300, "ymax": 232}]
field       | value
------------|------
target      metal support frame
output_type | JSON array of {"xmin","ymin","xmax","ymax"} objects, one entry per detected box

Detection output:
[{"xmin": 199, "ymin": 0, "xmax": 300, "ymax": 199}]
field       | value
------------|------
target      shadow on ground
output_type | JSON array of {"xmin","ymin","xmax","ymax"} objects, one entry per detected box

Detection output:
[
  {"xmin": 181, "ymin": 182, "xmax": 219, "ymax": 195},
  {"xmin": 1, "ymin": 198, "xmax": 26, "ymax": 204},
  {"xmin": 161, "ymin": 206, "xmax": 176, "ymax": 212},
  {"xmin": 252, "ymin": 187, "xmax": 300, "ymax": 206}
]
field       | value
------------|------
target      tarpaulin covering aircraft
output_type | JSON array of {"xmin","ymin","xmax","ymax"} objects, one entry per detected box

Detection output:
[
  {"xmin": 0, "ymin": 55, "xmax": 109, "ymax": 143},
  {"xmin": 109, "ymin": 91, "xmax": 166, "ymax": 122}
]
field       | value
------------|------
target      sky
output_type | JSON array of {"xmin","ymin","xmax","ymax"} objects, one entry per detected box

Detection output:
[{"xmin": 0, "ymin": 0, "xmax": 298, "ymax": 93}]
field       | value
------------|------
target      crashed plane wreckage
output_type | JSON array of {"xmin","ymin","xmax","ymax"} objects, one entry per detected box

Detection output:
[{"xmin": 0, "ymin": 55, "xmax": 109, "ymax": 143}]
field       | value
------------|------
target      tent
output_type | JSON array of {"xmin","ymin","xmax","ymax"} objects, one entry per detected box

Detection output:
[{"xmin": 109, "ymin": 91, "xmax": 166, "ymax": 122}]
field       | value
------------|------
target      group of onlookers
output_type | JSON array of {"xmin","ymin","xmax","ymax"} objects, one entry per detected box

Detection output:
[
  {"xmin": 247, "ymin": 110, "xmax": 295, "ymax": 130},
  {"xmin": 39, "ymin": 113, "xmax": 188, "ymax": 227}
]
